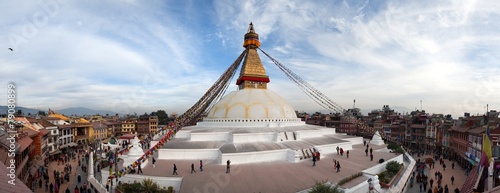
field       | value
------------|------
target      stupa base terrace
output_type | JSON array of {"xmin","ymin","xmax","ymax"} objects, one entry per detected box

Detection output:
[
  {"xmin": 101, "ymin": 142, "xmax": 413, "ymax": 193},
  {"xmin": 158, "ymin": 124, "xmax": 362, "ymax": 164}
]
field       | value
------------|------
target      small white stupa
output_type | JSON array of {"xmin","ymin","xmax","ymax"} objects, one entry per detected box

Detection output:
[
  {"xmin": 122, "ymin": 136, "xmax": 148, "ymax": 168},
  {"xmin": 369, "ymin": 131, "xmax": 385, "ymax": 146}
]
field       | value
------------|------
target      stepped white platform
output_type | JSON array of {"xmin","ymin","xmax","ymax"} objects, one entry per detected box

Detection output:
[
  {"xmin": 123, "ymin": 136, "xmax": 148, "ymax": 167},
  {"xmin": 159, "ymin": 123, "xmax": 363, "ymax": 164},
  {"xmin": 370, "ymin": 131, "xmax": 385, "ymax": 146}
]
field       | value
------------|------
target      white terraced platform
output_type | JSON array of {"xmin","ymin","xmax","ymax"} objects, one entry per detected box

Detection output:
[{"xmin": 159, "ymin": 124, "xmax": 363, "ymax": 164}]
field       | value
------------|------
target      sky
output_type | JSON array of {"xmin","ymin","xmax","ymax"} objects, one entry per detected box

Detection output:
[{"xmin": 1, "ymin": 0, "xmax": 500, "ymax": 118}]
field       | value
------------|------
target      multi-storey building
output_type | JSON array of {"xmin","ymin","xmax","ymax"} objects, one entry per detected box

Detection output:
[
  {"xmin": 136, "ymin": 115, "xmax": 151, "ymax": 134},
  {"xmin": 449, "ymin": 114, "xmax": 484, "ymax": 169},
  {"xmin": 105, "ymin": 121, "xmax": 120, "ymax": 137},
  {"xmin": 148, "ymin": 116, "xmax": 159, "ymax": 134},
  {"xmin": 58, "ymin": 124, "xmax": 75, "ymax": 150},
  {"xmin": 0, "ymin": 124, "xmax": 35, "ymax": 190},
  {"xmin": 121, "ymin": 118, "xmax": 136, "ymax": 134},
  {"xmin": 92, "ymin": 122, "xmax": 107, "ymax": 141},
  {"xmin": 39, "ymin": 129, "xmax": 49, "ymax": 159},
  {"xmin": 73, "ymin": 122, "xmax": 93, "ymax": 144},
  {"xmin": 38, "ymin": 118, "xmax": 60, "ymax": 158}
]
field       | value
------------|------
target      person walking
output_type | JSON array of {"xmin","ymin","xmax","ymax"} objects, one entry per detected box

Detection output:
[
  {"xmin": 312, "ymin": 154, "xmax": 316, "ymax": 166},
  {"xmin": 443, "ymin": 163, "xmax": 446, "ymax": 171},
  {"xmin": 78, "ymin": 174, "xmax": 81, "ymax": 183},
  {"xmin": 336, "ymin": 161, "xmax": 341, "ymax": 172},
  {"xmin": 336, "ymin": 146, "xmax": 339, "ymax": 155},
  {"xmin": 430, "ymin": 178, "xmax": 434, "ymax": 188},
  {"xmin": 346, "ymin": 150, "xmax": 349, "ymax": 159},
  {"xmin": 173, "ymin": 164, "xmax": 178, "ymax": 175},
  {"xmin": 226, "ymin": 160, "xmax": 231, "ymax": 173},
  {"xmin": 191, "ymin": 163, "xmax": 196, "ymax": 173},
  {"xmin": 152, "ymin": 157, "xmax": 156, "ymax": 168},
  {"xmin": 451, "ymin": 176, "xmax": 454, "ymax": 185},
  {"xmin": 199, "ymin": 160, "xmax": 203, "ymax": 171},
  {"xmin": 138, "ymin": 163, "xmax": 143, "ymax": 174},
  {"xmin": 370, "ymin": 153, "xmax": 373, "ymax": 161},
  {"xmin": 370, "ymin": 147, "xmax": 373, "ymax": 155},
  {"xmin": 365, "ymin": 148, "xmax": 368, "ymax": 156},
  {"xmin": 451, "ymin": 162, "xmax": 455, "ymax": 170}
]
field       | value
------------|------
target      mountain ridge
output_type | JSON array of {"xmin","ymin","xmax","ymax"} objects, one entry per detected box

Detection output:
[{"xmin": 0, "ymin": 106, "xmax": 118, "ymax": 116}]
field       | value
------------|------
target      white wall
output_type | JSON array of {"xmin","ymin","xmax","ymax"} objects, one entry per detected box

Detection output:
[
  {"xmin": 320, "ymin": 128, "xmax": 336, "ymax": 135},
  {"xmin": 158, "ymin": 149, "xmax": 220, "ymax": 160},
  {"xmin": 174, "ymin": 130, "xmax": 191, "ymax": 139},
  {"xmin": 315, "ymin": 141, "xmax": 352, "ymax": 155},
  {"xmin": 191, "ymin": 132, "xmax": 230, "ymax": 142},
  {"xmin": 295, "ymin": 130, "xmax": 324, "ymax": 139},
  {"xmin": 220, "ymin": 149, "xmax": 289, "ymax": 164},
  {"xmin": 232, "ymin": 132, "xmax": 275, "ymax": 143},
  {"xmin": 362, "ymin": 154, "xmax": 404, "ymax": 175},
  {"xmin": 101, "ymin": 170, "xmax": 182, "ymax": 192}
]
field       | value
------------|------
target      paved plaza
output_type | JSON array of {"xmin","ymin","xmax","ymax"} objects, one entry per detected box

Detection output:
[
  {"xmin": 32, "ymin": 146, "xmax": 101, "ymax": 193},
  {"xmin": 111, "ymin": 143, "xmax": 402, "ymax": 192},
  {"xmin": 405, "ymin": 155, "xmax": 466, "ymax": 193}
]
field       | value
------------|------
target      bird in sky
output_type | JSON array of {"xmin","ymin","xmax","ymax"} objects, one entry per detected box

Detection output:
[{"xmin": 8, "ymin": 48, "xmax": 13, "ymax": 51}]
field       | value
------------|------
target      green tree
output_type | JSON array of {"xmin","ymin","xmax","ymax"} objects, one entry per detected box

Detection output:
[
  {"xmin": 309, "ymin": 180, "xmax": 344, "ymax": 193},
  {"xmin": 141, "ymin": 178, "xmax": 160, "ymax": 193},
  {"xmin": 385, "ymin": 161, "xmax": 402, "ymax": 175},
  {"xmin": 387, "ymin": 142, "xmax": 399, "ymax": 150},
  {"xmin": 151, "ymin": 110, "xmax": 170, "ymax": 125}
]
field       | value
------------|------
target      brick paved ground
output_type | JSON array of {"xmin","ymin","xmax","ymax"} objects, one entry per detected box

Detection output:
[
  {"xmin": 33, "ymin": 146, "xmax": 101, "ymax": 193},
  {"xmin": 127, "ymin": 143, "xmax": 399, "ymax": 193},
  {"xmin": 405, "ymin": 154, "xmax": 467, "ymax": 193}
]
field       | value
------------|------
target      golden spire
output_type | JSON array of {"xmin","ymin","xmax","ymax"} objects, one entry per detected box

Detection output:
[
  {"xmin": 243, "ymin": 22, "xmax": 260, "ymax": 48},
  {"xmin": 237, "ymin": 22, "xmax": 270, "ymax": 90}
]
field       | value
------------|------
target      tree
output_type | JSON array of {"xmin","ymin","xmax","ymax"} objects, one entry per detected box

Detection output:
[
  {"xmin": 386, "ymin": 161, "xmax": 402, "ymax": 175},
  {"xmin": 38, "ymin": 111, "xmax": 46, "ymax": 116},
  {"xmin": 141, "ymin": 178, "xmax": 160, "ymax": 193},
  {"xmin": 151, "ymin": 110, "xmax": 170, "ymax": 125},
  {"xmin": 309, "ymin": 180, "xmax": 344, "ymax": 193}
]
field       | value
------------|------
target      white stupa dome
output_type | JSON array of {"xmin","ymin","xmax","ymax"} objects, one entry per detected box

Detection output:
[{"xmin": 206, "ymin": 89, "xmax": 297, "ymax": 119}]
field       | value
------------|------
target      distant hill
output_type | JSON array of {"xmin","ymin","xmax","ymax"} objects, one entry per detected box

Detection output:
[
  {"xmin": 57, "ymin": 107, "xmax": 118, "ymax": 116},
  {"xmin": 0, "ymin": 106, "xmax": 42, "ymax": 116},
  {"xmin": 0, "ymin": 106, "xmax": 118, "ymax": 116}
]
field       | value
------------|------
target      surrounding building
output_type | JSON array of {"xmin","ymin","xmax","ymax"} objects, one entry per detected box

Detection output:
[
  {"xmin": 92, "ymin": 122, "xmax": 107, "ymax": 141},
  {"xmin": 0, "ymin": 124, "xmax": 35, "ymax": 190},
  {"xmin": 58, "ymin": 124, "xmax": 75, "ymax": 150},
  {"xmin": 38, "ymin": 118, "xmax": 60, "ymax": 159},
  {"xmin": 121, "ymin": 118, "xmax": 136, "ymax": 134}
]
